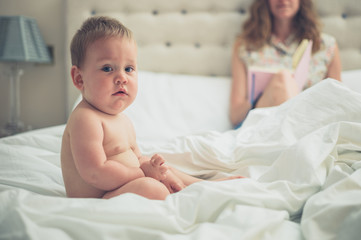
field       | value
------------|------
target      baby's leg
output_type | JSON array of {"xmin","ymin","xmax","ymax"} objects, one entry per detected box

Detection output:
[
  {"xmin": 213, "ymin": 176, "xmax": 245, "ymax": 181},
  {"xmin": 102, "ymin": 177, "xmax": 170, "ymax": 200},
  {"xmin": 168, "ymin": 166, "xmax": 203, "ymax": 186}
]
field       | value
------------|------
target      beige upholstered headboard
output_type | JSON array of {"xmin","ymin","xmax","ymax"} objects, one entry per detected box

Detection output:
[{"xmin": 65, "ymin": 0, "xmax": 361, "ymax": 114}]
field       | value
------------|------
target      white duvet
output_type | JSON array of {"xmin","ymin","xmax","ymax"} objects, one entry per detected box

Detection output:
[{"xmin": 0, "ymin": 80, "xmax": 361, "ymax": 240}]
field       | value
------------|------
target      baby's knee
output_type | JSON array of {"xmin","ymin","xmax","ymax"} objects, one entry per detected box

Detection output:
[{"xmin": 138, "ymin": 177, "xmax": 170, "ymax": 200}]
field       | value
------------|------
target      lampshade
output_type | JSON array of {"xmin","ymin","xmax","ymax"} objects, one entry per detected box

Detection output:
[{"xmin": 0, "ymin": 15, "xmax": 50, "ymax": 63}]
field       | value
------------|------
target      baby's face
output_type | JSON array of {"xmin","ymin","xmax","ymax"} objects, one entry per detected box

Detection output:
[{"xmin": 80, "ymin": 36, "xmax": 138, "ymax": 115}]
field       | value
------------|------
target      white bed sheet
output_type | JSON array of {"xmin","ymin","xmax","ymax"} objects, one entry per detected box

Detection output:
[{"xmin": 1, "ymin": 79, "xmax": 361, "ymax": 239}]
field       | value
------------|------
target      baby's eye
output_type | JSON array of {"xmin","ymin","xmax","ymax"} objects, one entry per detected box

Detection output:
[
  {"xmin": 101, "ymin": 66, "xmax": 113, "ymax": 72},
  {"xmin": 125, "ymin": 67, "xmax": 134, "ymax": 73}
]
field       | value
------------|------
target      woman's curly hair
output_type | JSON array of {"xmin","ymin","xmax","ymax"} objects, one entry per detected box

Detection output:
[{"xmin": 238, "ymin": 0, "xmax": 321, "ymax": 53}]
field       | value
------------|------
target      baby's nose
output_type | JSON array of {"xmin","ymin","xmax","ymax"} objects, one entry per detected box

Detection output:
[{"xmin": 115, "ymin": 75, "xmax": 127, "ymax": 85}]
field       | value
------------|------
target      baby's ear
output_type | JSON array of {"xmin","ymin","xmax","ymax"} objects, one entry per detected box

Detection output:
[{"xmin": 71, "ymin": 65, "xmax": 83, "ymax": 90}]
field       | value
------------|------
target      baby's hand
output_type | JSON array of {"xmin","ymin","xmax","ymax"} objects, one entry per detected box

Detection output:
[{"xmin": 140, "ymin": 154, "xmax": 168, "ymax": 181}]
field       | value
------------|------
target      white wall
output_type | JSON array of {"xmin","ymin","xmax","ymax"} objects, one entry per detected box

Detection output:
[{"xmin": 0, "ymin": 0, "xmax": 67, "ymax": 132}]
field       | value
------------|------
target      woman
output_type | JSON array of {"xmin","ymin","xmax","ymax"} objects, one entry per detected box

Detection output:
[{"xmin": 230, "ymin": 0, "xmax": 342, "ymax": 128}]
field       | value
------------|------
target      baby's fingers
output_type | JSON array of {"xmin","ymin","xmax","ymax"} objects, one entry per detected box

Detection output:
[
  {"xmin": 160, "ymin": 164, "xmax": 168, "ymax": 174},
  {"xmin": 151, "ymin": 154, "xmax": 165, "ymax": 167}
]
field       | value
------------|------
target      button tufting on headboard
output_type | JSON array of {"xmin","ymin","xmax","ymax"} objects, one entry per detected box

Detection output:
[
  {"xmin": 239, "ymin": 9, "xmax": 246, "ymax": 14},
  {"xmin": 65, "ymin": 0, "xmax": 361, "ymax": 115}
]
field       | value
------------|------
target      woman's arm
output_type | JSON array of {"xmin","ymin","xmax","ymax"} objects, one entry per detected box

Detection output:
[
  {"xmin": 230, "ymin": 40, "xmax": 252, "ymax": 127},
  {"xmin": 326, "ymin": 43, "xmax": 342, "ymax": 81}
]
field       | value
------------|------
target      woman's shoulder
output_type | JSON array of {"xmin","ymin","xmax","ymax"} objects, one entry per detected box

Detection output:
[
  {"xmin": 320, "ymin": 32, "xmax": 336, "ymax": 48},
  {"xmin": 234, "ymin": 36, "xmax": 257, "ymax": 56},
  {"xmin": 317, "ymin": 32, "xmax": 337, "ymax": 61}
]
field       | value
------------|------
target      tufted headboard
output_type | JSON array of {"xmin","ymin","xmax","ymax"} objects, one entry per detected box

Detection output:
[{"xmin": 65, "ymin": 0, "xmax": 361, "ymax": 114}]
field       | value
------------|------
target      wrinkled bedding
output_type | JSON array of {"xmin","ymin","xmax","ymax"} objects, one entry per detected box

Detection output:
[{"xmin": 0, "ymin": 80, "xmax": 361, "ymax": 240}]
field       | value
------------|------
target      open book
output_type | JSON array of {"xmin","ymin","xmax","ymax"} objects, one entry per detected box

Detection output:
[{"xmin": 247, "ymin": 39, "xmax": 313, "ymax": 105}]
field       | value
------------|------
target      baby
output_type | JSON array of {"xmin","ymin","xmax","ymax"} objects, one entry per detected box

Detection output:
[{"xmin": 61, "ymin": 16, "xmax": 239, "ymax": 200}]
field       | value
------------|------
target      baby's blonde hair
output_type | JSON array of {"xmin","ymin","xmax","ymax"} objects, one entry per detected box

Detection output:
[{"xmin": 70, "ymin": 16, "xmax": 134, "ymax": 67}]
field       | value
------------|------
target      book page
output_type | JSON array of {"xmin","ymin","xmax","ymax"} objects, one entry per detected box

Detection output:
[
  {"xmin": 247, "ymin": 39, "xmax": 313, "ymax": 104},
  {"xmin": 294, "ymin": 40, "xmax": 313, "ymax": 89}
]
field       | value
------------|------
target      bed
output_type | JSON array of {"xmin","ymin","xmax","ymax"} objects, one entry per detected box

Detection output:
[{"xmin": 1, "ymin": 0, "xmax": 361, "ymax": 239}]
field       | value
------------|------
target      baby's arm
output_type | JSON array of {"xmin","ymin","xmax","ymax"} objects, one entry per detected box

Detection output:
[{"xmin": 70, "ymin": 111, "xmax": 145, "ymax": 191}]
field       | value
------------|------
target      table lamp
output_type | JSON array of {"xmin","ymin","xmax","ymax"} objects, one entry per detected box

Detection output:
[{"xmin": 0, "ymin": 15, "xmax": 51, "ymax": 136}]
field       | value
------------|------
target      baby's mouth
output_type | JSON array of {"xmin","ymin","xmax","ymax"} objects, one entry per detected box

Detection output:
[{"xmin": 112, "ymin": 90, "xmax": 128, "ymax": 96}]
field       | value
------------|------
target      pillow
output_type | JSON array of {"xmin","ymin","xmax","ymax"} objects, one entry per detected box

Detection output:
[
  {"xmin": 125, "ymin": 71, "xmax": 232, "ymax": 144},
  {"xmin": 341, "ymin": 69, "xmax": 361, "ymax": 94}
]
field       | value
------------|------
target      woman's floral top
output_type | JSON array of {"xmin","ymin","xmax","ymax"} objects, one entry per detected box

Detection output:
[{"xmin": 239, "ymin": 33, "xmax": 336, "ymax": 89}]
